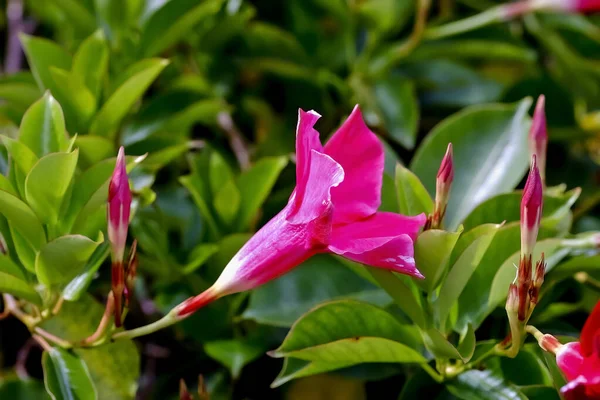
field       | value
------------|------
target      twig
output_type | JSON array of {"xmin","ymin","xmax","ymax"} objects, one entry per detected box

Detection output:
[
  {"xmin": 217, "ymin": 111, "xmax": 250, "ymax": 171},
  {"xmin": 32, "ymin": 334, "xmax": 53, "ymax": 352},
  {"xmin": 82, "ymin": 291, "xmax": 115, "ymax": 346},
  {"xmin": 15, "ymin": 338, "xmax": 37, "ymax": 379},
  {"xmin": 33, "ymin": 327, "xmax": 72, "ymax": 349},
  {"xmin": 52, "ymin": 296, "xmax": 65, "ymax": 315}
]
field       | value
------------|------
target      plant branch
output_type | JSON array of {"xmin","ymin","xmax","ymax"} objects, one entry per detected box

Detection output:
[
  {"xmin": 82, "ymin": 291, "xmax": 116, "ymax": 346},
  {"xmin": 33, "ymin": 327, "xmax": 72, "ymax": 349},
  {"xmin": 217, "ymin": 111, "xmax": 250, "ymax": 171},
  {"xmin": 112, "ymin": 310, "xmax": 181, "ymax": 341}
]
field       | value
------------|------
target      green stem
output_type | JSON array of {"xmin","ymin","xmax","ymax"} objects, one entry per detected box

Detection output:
[
  {"xmin": 423, "ymin": 6, "xmax": 505, "ymax": 40},
  {"xmin": 421, "ymin": 362, "xmax": 444, "ymax": 383},
  {"xmin": 525, "ymin": 325, "xmax": 544, "ymax": 341},
  {"xmin": 112, "ymin": 310, "xmax": 181, "ymax": 341},
  {"xmin": 33, "ymin": 327, "xmax": 72, "ymax": 349}
]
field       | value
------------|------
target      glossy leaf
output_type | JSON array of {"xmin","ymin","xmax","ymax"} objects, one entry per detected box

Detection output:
[
  {"xmin": 89, "ymin": 59, "xmax": 169, "ymax": 138},
  {"xmin": 395, "ymin": 164, "xmax": 433, "ymax": 217},
  {"xmin": 25, "ymin": 150, "xmax": 79, "ymax": 226},
  {"xmin": 0, "ymin": 255, "xmax": 42, "ymax": 304},
  {"xmin": 0, "ymin": 189, "xmax": 46, "ymax": 250},
  {"xmin": 62, "ymin": 242, "xmax": 109, "ymax": 301},
  {"xmin": 20, "ymin": 34, "xmax": 72, "ymax": 92},
  {"xmin": 242, "ymin": 254, "xmax": 391, "ymax": 327},
  {"xmin": 19, "ymin": 92, "xmax": 69, "ymax": 157},
  {"xmin": 410, "ymin": 99, "xmax": 532, "ymax": 229},
  {"xmin": 446, "ymin": 370, "xmax": 527, "ymax": 400},
  {"xmin": 72, "ymin": 31, "xmax": 109, "ymax": 99},
  {"xmin": 48, "ymin": 68, "xmax": 96, "ymax": 132},
  {"xmin": 42, "ymin": 348, "xmax": 97, "ymax": 400},
  {"xmin": 36, "ymin": 233, "xmax": 104, "ymax": 286},
  {"xmin": 414, "ymin": 227, "xmax": 463, "ymax": 292}
]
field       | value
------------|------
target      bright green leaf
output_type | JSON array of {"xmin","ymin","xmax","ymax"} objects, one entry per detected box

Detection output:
[
  {"xmin": 72, "ymin": 31, "xmax": 109, "ymax": 99},
  {"xmin": 20, "ymin": 35, "xmax": 72, "ymax": 92},
  {"xmin": 395, "ymin": 164, "xmax": 433, "ymax": 217},
  {"xmin": 414, "ymin": 227, "xmax": 463, "ymax": 292},
  {"xmin": 0, "ymin": 189, "xmax": 46, "ymax": 249},
  {"xmin": 19, "ymin": 92, "xmax": 69, "ymax": 157}
]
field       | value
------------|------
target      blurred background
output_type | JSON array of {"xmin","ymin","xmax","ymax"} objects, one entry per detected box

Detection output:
[{"xmin": 1, "ymin": 0, "xmax": 600, "ymax": 399}]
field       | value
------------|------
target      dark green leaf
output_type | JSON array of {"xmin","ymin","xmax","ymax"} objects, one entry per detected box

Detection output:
[
  {"xmin": 204, "ymin": 339, "xmax": 266, "ymax": 379},
  {"xmin": 42, "ymin": 348, "xmax": 97, "ymax": 400},
  {"xmin": 446, "ymin": 370, "xmax": 527, "ymax": 400}
]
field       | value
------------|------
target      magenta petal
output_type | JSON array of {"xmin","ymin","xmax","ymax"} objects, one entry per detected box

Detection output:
[
  {"xmin": 324, "ymin": 105, "xmax": 384, "ymax": 224},
  {"xmin": 327, "ymin": 212, "xmax": 426, "ymax": 278},
  {"xmin": 558, "ymin": 342, "xmax": 586, "ymax": 381},
  {"xmin": 581, "ymin": 301, "xmax": 600, "ymax": 356},
  {"xmin": 288, "ymin": 150, "xmax": 344, "ymax": 225},
  {"xmin": 293, "ymin": 109, "xmax": 324, "ymax": 211}
]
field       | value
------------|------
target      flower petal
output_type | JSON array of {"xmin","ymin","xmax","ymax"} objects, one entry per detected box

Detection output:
[
  {"xmin": 324, "ymin": 105, "xmax": 384, "ymax": 224},
  {"xmin": 557, "ymin": 342, "xmax": 585, "ymax": 381},
  {"xmin": 327, "ymin": 212, "xmax": 426, "ymax": 278},
  {"xmin": 288, "ymin": 150, "xmax": 344, "ymax": 225},
  {"xmin": 582, "ymin": 300, "xmax": 600, "ymax": 356},
  {"xmin": 293, "ymin": 109, "xmax": 324, "ymax": 211}
]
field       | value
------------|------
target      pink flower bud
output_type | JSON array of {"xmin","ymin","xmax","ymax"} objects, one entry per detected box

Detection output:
[
  {"xmin": 521, "ymin": 156, "xmax": 543, "ymax": 258},
  {"xmin": 429, "ymin": 143, "xmax": 454, "ymax": 229},
  {"xmin": 108, "ymin": 146, "xmax": 132, "ymax": 327},
  {"xmin": 529, "ymin": 95, "xmax": 547, "ymax": 185}
]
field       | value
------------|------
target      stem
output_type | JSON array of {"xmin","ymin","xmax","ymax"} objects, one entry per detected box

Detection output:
[
  {"xmin": 52, "ymin": 296, "xmax": 65, "ymax": 315},
  {"xmin": 34, "ymin": 327, "xmax": 72, "ymax": 349},
  {"xmin": 423, "ymin": 6, "xmax": 506, "ymax": 40},
  {"xmin": 112, "ymin": 311, "xmax": 181, "ymax": 341},
  {"xmin": 420, "ymin": 362, "xmax": 444, "ymax": 383},
  {"xmin": 575, "ymin": 272, "xmax": 600, "ymax": 292},
  {"xmin": 525, "ymin": 325, "xmax": 544, "ymax": 341},
  {"xmin": 32, "ymin": 334, "xmax": 54, "ymax": 352},
  {"xmin": 217, "ymin": 111, "xmax": 250, "ymax": 171},
  {"xmin": 82, "ymin": 292, "xmax": 115, "ymax": 346},
  {"xmin": 2, "ymin": 294, "xmax": 38, "ymax": 326}
]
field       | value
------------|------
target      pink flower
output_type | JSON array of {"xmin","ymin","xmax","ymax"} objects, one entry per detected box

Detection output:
[
  {"xmin": 429, "ymin": 143, "xmax": 453, "ymax": 229},
  {"xmin": 529, "ymin": 95, "xmax": 547, "ymax": 185},
  {"xmin": 521, "ymin": 155, "xmax": 543, "ymax": 258},
  {"xmin": 503, "ymin": 0, "xmax": 600, "ymax": 18},
  {"xmin": 557, "ymin": 300, "xmax": 600, "ymax": 400},
  {"xmin": 176, "ymin": 106, "xmax": 426, "ymax": 317},
  {"xmin": 108, "ymin": 146, "xmax": 132, "ymax": 326},
  {"xmin": 566, "ymin": 0, "xmax": 600, "ymax": 12}
]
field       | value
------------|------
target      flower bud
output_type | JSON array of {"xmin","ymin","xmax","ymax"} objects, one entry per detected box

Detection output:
[
  {"xmin": 429, "ymin": 143, "xmax": 454, "ymax": 229},
  {"xmin": 504, "ymin": 0, "xmax": 600, "ymax": 14},
  {"xmin": 506, "ymin": 283, "xmax": 519, "ymax": 314},
  {"xmin": 539, "ymin": 334, "xmax": 562, "ymax": 353},
  {"xmin": 521, "ymin": 156, "xmax": 543, "ymax": 258},
  {"xmin": 529, "ymin": 95, "xmax": 547, "ymax": 186},
  {"xmin": 108, "ymin": 146, "xmax": 132, "ymax": 327}
]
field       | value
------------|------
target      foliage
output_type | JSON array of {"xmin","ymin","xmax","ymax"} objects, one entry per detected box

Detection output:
[{"xmin": 0, "ymin": 0, "xmax": 600, "ymax": 399}]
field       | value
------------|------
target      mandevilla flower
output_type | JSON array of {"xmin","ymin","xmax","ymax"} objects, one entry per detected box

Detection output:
[
  {"xmin": 503, "ymin": 0, "xmax": 600, "ymax": 17},
  {"xmin": 428, "ymin": 143, "xmax": 453, "ymax": 230},
  {"xmin": 108, "ymin": 146, "xmax": 132, "ymax": 327},
  {"xmin": 536, "ymin": 301, "xmax": 600, "ymax": 400},
  {"xmin": 176, "ymin": 106, "xmax": 426, "ymax": 317},
  {"xmin": 529, "ymin": 95, "xmax": 548, "ymax": 186},
  {"xmin": 521, "ymin": 156, "xmax": 543, "ymax": 260}
]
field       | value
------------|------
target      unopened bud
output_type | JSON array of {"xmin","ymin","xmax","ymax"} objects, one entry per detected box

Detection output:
[
  {"xmin": 539, "ymin": 334, "xmax": 562, "ymax": 353},
  {"xmin": 430, "ymin": 143, "xmax": 454, "ymax": 229},
  {"xmin": 529, "ymin": 95, "xmax": 547, "ymax": 186},
  {"xmin": 506, "ymin": 283, "xmax": 519, "ymax": 313},
  {"xmin": 521, "ymin": 156, "xmax": 543, "ymax": 258},
  {"xmin": 108, "ymin": 146, "xmax": 132, "ymax": 328}
]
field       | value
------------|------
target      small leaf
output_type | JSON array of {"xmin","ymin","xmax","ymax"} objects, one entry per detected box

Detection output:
[
  {"xmin": 89, "ymin": 59, "xmax": 169, "ymax": 138},
  {"xmin": 19, "ymin": 92, "xmax": 69, "ymax": 157},
  {"xmin": 25, "ymin": 150, "xmax": 79, "ymax": 226},
  {"xmin": 204, "ymin": 339, "xmax": 265, "ymax": 379},
  {"xmin": 36, "ymin": 233, "xmax": 104, "ymax": 286},
  {"xmin": 42, "ymin": 348, "xmax": 97, "ymax": 400},
  {"xmin": 213, "ymin": 180, "xmax": 241, "ymax": 227},
  {"xmin": 0, "ymin": 255, "xmax": 42, "ymax": 304},
  {"xmin": 72, "ymin": 31, "xmax": 109, "ymax": 99},
  {"xmin": 235, "ymin": 156, "xmax": 288, "ymax": 231},
  {"xmin": 1, "ymin": 135, "xmax": 38, "ymax": 174},
  {"xmin": 395, "ymin": 164, "xmax": 433, "ymax": 216},
  {"xmin": 48, "ymin": 68, "xmax": 96, "ymax": 132},
  {"xmin": 446, "ymin": 370, "xmax": 527, "ymax": 400},
  {"xmin": 414, "ymin": 227, "xmax": 463, "ymax": 292},
  {"xmin": 182, "ymin": 243, "xmax": 219, "ymax": 274},
  {"xmin": 0, "ymin": 189, "xmax": 46, "ymax": 250},
  {"xmin": 20, "ymin": 34, "xmax": 72, "ymax": 92}
]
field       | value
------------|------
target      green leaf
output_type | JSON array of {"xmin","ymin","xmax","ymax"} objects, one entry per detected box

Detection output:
[
  {"xmin": 19, "ymin": 92, "xmax": 69, "ymax": 157},
  {"xmin": 48, "ymin": 68, "xmax": 96, "ymax": 132},
  {"xmin": 208, "ymin": 151, "xmax": 235, "ymax": 196},
  {"xmin": 0, "ymin": 256, "xmax": 42, "ymax": 304},
  {"xmin": 548, "ymin": 255, "xmax": 600, "ymax": 283},
  {"xmin": 213, "ymin": 179, "xmax": 240, "ymax": 227},
  {"xmin": 457, "ymin": 324, "xmax": 476, "ymax": 363},
  {"xmin": 422, "ymin": 328, "xmax": 466, "ymax": 362},
  {"xmin": 414, "ymin": 227, "xmax": 463, "ymax": 292},
  {"xmin": 141, "ymin": 0, "xmax": 225, "ymax": 56},
  {"xmin": 0, "ymin": 189, "xmax": 46, "ymax": 250},
  {"xmin": 410, "ymin": 98, "xmax": 532, "ymax": 229},
  {"xmin": 242, "ymin": 254, "xmax": 391, "ymax": 327},
  {"xmin": 462, "ymin": 189, "xmax": 581, "ymax": 231},
  {"xmin": 74, "ymin": 136, "xmax": 114, "ymax": 167},
  {"xmin": 72, "ymin": 31, "xmax": 109, "ymax": 99},
  {"xmin": 409, "ymin": 40, "xmax": 537, "ymax": 63},
  {"xmin": 271, "ymin": 358, "xmax": 350, "ymax": 388},
  {"xmin": 182, "ymin": 243, "xmax": 220, "ymax": 274},
  {"xmin": 25, "ymin": 150, "xmax": 79, "ymax": 226},
  {"xmin": 435, "ymin": 225, "xmax": 501, "ymax": 329},
  {"xmin": 40, "ymin": 296, "xmax": 140, "ymax": 400},
  {"xmin": 2, "ymin": 135, "xmax": 39, "ymax": 174},
  {"xmin": 89, "ymin": 59, "xmax": 169, "ymax": 138},
  {"xmin": 35, "ymin": 233, "xmax": 104, "ymax": 286},
  {"xmin": 274, "ymin": 300, "xmax": 421, "ymax": 356},
  {"xmin": 0, "ymin": 378, "xmax": 50, "ymax": 400},
  {"xmin": 62, "ymin": 242, "xmax": 109, "ymax": 301},
  {"xmin": 235, "ymin": 156, "xmax": 288, "ymax": 231},
  {"xmin": 487, "ymin": 239, "xmax": 566, "ymax": 310},
  {"xmin": 395, "ymin": 164, "xmax": 433, "ymax": 216},
  {"xmin": 51, "ymin": 0, "xmax": 96, "ymax": 35},
  {"xmin": 204, "ymin": 339, "xmax": 266, "ymax": 379},
  {"xmin": 20, "ymin": 35, "xmax": 72, "ymax": 92},
  {"xmin": 0, "ymin": 82, "xmax": 41, "ymax": 112},
  {"xmin": 446, "ymin": 370, "xmax": 527, "ymax": 400},
  {"xmin": 499, "ymin": 347, "xmax": 552, "ymax": 386},
  {"xmin": 42, "ymin": 348, "xmax": 97, "ymax": 400},
  {"xmin": 358, "ymin": 0, "xmax": 414, "ymax": 34},
  {"xmin": 373, "ymin": 76, "xmax": 419, "ymax": 149}
]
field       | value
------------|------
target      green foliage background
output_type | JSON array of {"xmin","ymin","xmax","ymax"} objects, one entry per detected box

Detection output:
[{"xmin": 0, "ymin": 0, "xmax": 599, "ymax": 399}]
